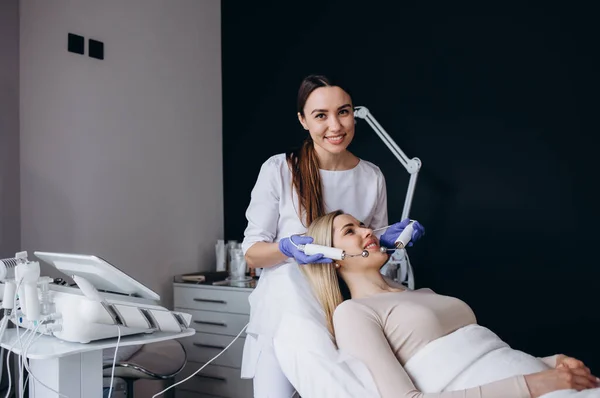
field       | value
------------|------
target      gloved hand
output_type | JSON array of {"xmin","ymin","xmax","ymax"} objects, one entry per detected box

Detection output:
[
  {"xmin": 380, "ymin": 219, "xmax": 425, "ymax": 250},
  {"xmin": 278, "ymin": 235, "xmax": 333, "ymax": 265}
]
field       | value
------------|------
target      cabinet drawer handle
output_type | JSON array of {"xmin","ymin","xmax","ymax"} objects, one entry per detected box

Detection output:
[
  {"xmin": 193, "ymin": 298, "xmax": 227, "ymax": 304},
  {"xmin": 193, "ymin": 320, "xmax": 227, "ymax": 327},
  {"xmin": 196, "ymin": 374, "xmax": 226, "ymax": 382},
  {"xmin": 194, "ymin": 343, "xmax": 226, "ymax": 350}
]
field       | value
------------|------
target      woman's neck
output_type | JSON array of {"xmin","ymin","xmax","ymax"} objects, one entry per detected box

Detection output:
[
  {"xmin": 313, "ymin": 146, "xmax": 358, "ymax": 171},
  {"xmin": 341, "ymin": 268, "xmax": 404, "ymax": 299}
]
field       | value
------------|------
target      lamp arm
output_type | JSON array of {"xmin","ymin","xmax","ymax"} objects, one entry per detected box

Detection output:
[
  {"xmin": 354, "ymin": 106, "xmax": 421, "ymax": 289},
  {"xmin": 354, "ymin": 106, "xmax": 422, "ymax": 220},
  {"xmin": 354, "ymin": 106, "xmax": 421, "ymax": 174}
]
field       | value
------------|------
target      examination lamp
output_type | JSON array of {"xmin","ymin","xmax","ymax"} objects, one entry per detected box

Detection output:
[{"xmin": 354, "ymin": 106, "xmax": 421, "ymax": 289}]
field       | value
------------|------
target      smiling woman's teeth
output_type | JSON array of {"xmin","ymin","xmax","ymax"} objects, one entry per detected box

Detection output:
[
  {"xmin": 326, "ymin": 135, "xmax": 344, "ymax": 144},
  {"xmin": 365, "ymin": 243, "xmax": 377, "ymax": 249}
]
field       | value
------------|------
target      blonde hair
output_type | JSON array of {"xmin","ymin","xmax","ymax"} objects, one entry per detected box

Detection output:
[{"xmin": 301, "ymin": 210, "xmax": 345, "ymax": 337}]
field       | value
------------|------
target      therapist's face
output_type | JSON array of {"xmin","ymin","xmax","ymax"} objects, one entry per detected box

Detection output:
[
  {"xmin": 298, "ymin": 86, "xmax": 355, "ymax": 155},
  {"xmin": 332, "ymin": 214, "xmax": 388, "ymax": 271}
]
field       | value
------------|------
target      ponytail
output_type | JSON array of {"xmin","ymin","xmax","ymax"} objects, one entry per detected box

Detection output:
[
  {"xmin": 286, "ymin": 137, "xmax": 325, "ymax": 226},
  {"xmin": 291, "ymin": 74, "xmax": 351, "ymax": 226}
]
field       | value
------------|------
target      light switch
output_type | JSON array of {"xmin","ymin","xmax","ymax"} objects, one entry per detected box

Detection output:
[
  {"xmin": 68, "ymin": 33, "xmax": 84, "ymax": 55},
  {"xmin": 89, "ymin": 39, "xmax": 104, "ymax": 60}
]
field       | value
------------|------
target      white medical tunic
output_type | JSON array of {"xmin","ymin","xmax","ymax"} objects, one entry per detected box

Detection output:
[{"xmin": 241, "ymin": 153, "xmax": 389, "ymax": 378}]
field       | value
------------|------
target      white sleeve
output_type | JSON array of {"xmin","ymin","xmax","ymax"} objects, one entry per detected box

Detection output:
[
  {"xmin": 241, "ymin": 158, "xmax": 282, "ymax": 255},
  {"xmin": 370, "ymin": 171, "xmax": 389, "ymax": 232}
]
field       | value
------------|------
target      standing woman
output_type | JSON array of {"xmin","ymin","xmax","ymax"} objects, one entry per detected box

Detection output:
[{"xmin": 241, "ymin": 75, "xmax": 424, "ymax": 397}]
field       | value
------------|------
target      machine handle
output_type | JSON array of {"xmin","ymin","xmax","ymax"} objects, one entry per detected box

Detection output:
[
  {"xmin": 193, "ymin": 298, "xmax": 226, "ymax": 304},
  {"xmin": 196, "ymin": 374, "xmax": 226, "ymax": 382},
  {"xmin": 193, "ymin": 320, "xmax": 227, "ymax": 327},
  {"xmin": 194, "ymin": 343, "xmax": 226, "ymax": 350}
]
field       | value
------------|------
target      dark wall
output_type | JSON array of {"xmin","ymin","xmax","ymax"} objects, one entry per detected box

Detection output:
[
  {"xmin": 0, "ymin": 0, "xmax": 20, "ymax": 259},
  {"xmin": 223, "ymin": 2, "xmax": 599, "ymax": 370}
]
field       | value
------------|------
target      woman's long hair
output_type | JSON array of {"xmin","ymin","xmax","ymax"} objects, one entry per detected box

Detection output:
[
  {"xmin": 301, "ymin": 210, "xmax": 350, "ymax": 337},
  {"xmin": 287, "ymin": 75, "xmax": 351, "ymax": 226}
]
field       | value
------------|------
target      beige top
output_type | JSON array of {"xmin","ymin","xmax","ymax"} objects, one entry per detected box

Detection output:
[{"xmin": 333, "ymin": 288, "xmax": 555, "ymax": 398}]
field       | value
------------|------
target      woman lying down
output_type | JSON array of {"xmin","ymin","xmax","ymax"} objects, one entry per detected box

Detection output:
[{"xmin": 300, "ymin": 210, "xmax": 599, "ymax": 398}]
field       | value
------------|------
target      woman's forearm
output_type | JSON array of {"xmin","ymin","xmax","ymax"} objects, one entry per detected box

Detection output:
[{"xmin": 245, "ymin": 242, "xmax": 288, "ymax": 269}]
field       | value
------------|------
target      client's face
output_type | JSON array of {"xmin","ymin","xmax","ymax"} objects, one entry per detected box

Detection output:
[{"xmin": 332, "ymin": 214, "xmax": 389, "ymax": 271}]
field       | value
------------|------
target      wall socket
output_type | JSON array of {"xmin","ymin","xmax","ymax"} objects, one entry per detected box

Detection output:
[
  {"xmin": 89, "ymin": 39, "xmax": 104, "ymax": 60},
  {"xmin": 67, "ymin": 33, "xmax": 84, "ymax": 55},
  {"xmin": 67, "ymin": 33, "xmax": 104, "ymax": 60}
]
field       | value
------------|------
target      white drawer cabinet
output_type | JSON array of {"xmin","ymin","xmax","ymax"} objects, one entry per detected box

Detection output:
[
  {"xmin": 175, "ymin": 362, "xmax": 253, "ymax": 397},
  {"xmin": 185, "ymin": 309, "xmax": 249, "ymax": 337},
  {"xmin": 181, "ymin": 332, "xmax": 246, "ymax": 368},
  {"xmin": 173, "ymin": 282, "xmax": 254, "ymax": 398},
  {"xmin": 175, "ymin": 390, "xmax": 227, "ymax": 398},
  {"xmin": 174, "ymin": 286, "xmax": 251, "ymax": 315}
]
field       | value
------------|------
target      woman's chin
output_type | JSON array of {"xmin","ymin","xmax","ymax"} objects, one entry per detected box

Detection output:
[
  {"xmin": 380, "ymin": 251, "xmax": 391, "ymax": 262},
  {"xmin": 367, "ymin": 250, "xmax": 390, "ymax": 265}
]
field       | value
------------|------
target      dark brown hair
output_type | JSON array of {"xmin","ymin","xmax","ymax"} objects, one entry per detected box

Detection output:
[{"xmin": 287, "ymin": 75, "xmax": 351, "ymax": 226}]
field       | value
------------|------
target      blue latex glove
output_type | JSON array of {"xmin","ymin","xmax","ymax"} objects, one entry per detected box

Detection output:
[
  {"xmin": 278, "ymin": 235, "xmax": 333, "ymax": 264},
  {"xmin": 380, "ymin": 219, "xmax": 425, "ymax": 250}
]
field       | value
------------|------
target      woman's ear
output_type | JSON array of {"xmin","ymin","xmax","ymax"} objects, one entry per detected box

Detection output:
[{"xmin": 298, "ymin": 112, "xmax": 309, "ymax": 130}]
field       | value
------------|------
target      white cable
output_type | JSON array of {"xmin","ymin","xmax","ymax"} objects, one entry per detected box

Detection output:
[
  {"xmin": 3, "ymin": 278, "xmax": 30, "ymax": 398},
  {"xmin": 5, "ymin": 328, "xmax": 22, "ymax": 398},
  {"xmin": 17, "ymin": 327, "xmax": 32, "ymax": 398},
  {"xmin": 14, "ymin": 284, "xmax": 36, "ymax": 398},
  {"xmin": 0, "ymin": 313, "xmax": 8, "ymax": 338},
  {"xmin": 22, "ymin": 321, "xmax": 42, "ymax": 398},
  {"xmin": 3, "ymin": 323, "xmax": 32, "ymax": 398},
  {"xmin": 152, "ymin": 323, "xmax": 249, "ymax": 398},
  {"xmin": 4, "ymin": 348, "xmax": 11, "ymax": 398},
  {"xmin": 23, "ymin": 374, "xmax": 29, "ymax": 395},
  {"xmin": 106, "ymin": 325, "xmax": 121, "ymax": 398},
  {"xmin": 12, "ymin": 277, "xmax": 68, "ymax": 398},
  {"xmin": 16, "ymin": 317, "xmax": 33, "ymax": 396},
  {"xmin": 3, "ymin": 311, "xmax": 28, "ymax": 398},
  {"xmin": 17, "ymin": 328, "xmax": 31, "ymax": 398},
  {"xmin": 21, "ymin": 324, "xmax": 69, "ymax": 398},
  {"xmin": 23, "ymin": 329, "xmax": 45, "ymax": 397},
  {"xmin": 0, "ymin": 315, "xmax": 9, "ymax": 385},
  {"xmin": 372, "ymin": 225, "xmax": 391, "ymax": 233},
  {"xmin": 0, "ymin": 347, "xmax": 3, "ymax": 386},
  {"xmin": 23, "ymin": 324, "xmax": 46, "ymax": 398},
  {"xmin": 24, "ymin": 335, "xmax": 42, "ymax": 397},
  {"xmin": 0, "ymin": 320, "xmax": 6, "ymax": 386},
  {"xmin": 17, "ymin": 329, "xmax": 35, "ymax": 398},
  {"xmin": 13, "ymin": 278, "xmax": 25, "ymax": 398}
]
